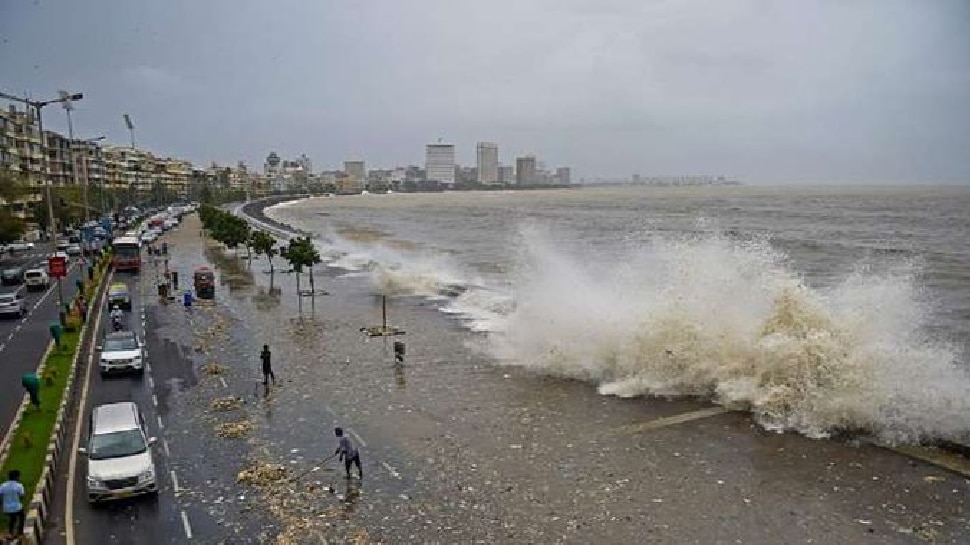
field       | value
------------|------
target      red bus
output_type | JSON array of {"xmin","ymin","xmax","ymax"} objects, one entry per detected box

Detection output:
[{"xmin": 112, "ymin": 236, "xmax": 142, "ymax": 273}]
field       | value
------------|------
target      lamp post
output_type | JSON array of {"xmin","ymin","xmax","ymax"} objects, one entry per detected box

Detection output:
[{"xmin": 0, "ymin": 89, "xmax": 83, "ymax": 312}]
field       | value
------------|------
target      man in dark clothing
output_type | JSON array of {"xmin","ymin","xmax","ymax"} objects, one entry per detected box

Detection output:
[
  {"xmin": 334, "ymin": 427, "xmax": 362, "ymax": 480},
  {"xmin": 260, "ymin": 345, "xmax": 275, "ymax": 385}
]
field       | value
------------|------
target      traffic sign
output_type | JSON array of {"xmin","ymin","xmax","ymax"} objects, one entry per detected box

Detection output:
[{"xmin": 48, "ymin": 255, "xmax": 67, "ymax": 278}]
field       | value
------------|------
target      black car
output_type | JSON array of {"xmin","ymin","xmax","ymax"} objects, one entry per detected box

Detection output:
[{"xmin": 1, "ymin": 267, "xmax": 24, "ymax": 286}]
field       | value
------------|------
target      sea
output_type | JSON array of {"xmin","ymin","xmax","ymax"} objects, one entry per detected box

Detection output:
[{"xmin": 264, "ymin": 185, "xmax": 970, "ymax": 444}]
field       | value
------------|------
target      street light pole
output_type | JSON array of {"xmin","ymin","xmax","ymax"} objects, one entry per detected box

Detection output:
[{"xmin": 59, "ymin": 92, "xmax": 85, "ymax": 223}]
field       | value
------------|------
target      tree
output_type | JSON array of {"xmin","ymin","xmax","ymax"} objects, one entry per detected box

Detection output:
[
  {"xmin": 250, "ymin": 230, "xmax": 277, "ymax": 273},
  {"xmin": 0, "ymin": 210, "xmax": 25, "ymax": 244},
  {"xmin": 281, "ymin": 236, "xmax": 321, "ymax": 298}
]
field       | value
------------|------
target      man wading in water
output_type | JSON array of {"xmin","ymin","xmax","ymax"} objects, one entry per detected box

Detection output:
[
  {"xmin": 334, "ymin": 427, "xmax": 362, "ymax": 480},
  {"xmin": 260, "ymin": 345, "xmax": 275, "ymax": 386}
]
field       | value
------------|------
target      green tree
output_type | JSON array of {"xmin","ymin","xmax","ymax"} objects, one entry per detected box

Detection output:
[
  {"xmin": 0, "ymin": 210, "xmax": 25, "ymax": 243},
  {"xmin": 250, "ymin": 230, "xmax": 277, "ymax": 272},
  {"xmin": 280, "ymin": 236, "xmax": 321, "ymax": 297}
]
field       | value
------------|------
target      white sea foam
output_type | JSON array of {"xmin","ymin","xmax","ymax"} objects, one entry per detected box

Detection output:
[{"xmin": 485, "ymin": 227, "xmax": 970, "ymax": 443}]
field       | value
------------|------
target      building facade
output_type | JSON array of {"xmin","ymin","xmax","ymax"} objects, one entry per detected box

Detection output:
[
  {"xmin": 498, "ymin": 165, "xmax": 514, "ymax": 184},
  {"xmin": 476, "ymin": 142, "xmax": 499, "ymax": 184},
  {"xmin": 516, "ymin": 155, "xmax": 537, "ymax": 185},
  {"xmin": 425, "ymin": 143, "xmax": 455, "ymax": 186}
]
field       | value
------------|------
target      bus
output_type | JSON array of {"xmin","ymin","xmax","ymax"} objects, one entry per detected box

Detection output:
[{"xmin": 111, "ymin": 236, "xmax": 142, "ymax": 273}]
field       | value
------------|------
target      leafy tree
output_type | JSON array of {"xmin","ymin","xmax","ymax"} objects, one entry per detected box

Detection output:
[
  {"xmin": 0, "ymin": 210, "xmax": 25, "ymax": 243},
  {"xmin": 250, "ymin": 230, "xmax": 277, "ymax": 273},
  {"xmin": 280, "ymin": 236, "xmax": 321, "ymax": 297}
]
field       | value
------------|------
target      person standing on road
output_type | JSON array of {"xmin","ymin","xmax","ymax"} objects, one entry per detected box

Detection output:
[
  {"xmin": 260, "ymin": 345, "xmax": 275, "ymax": 386},
  {"xmin": 0, "ymin": 470, "xmax": 25, "ymax": 540},
  {"xmin": 334, "ymin": 427, "xmax": 363, "ymax": 480}
]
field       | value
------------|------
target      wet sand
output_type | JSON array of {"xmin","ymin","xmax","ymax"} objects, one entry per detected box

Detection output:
[{"xmin": 160, "ymin": 210, "xmax": 970, "ymax": 544}]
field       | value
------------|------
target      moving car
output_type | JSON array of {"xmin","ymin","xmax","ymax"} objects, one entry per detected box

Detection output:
[
  {"xmin": 23, "ymin": 268, "xmax": 50, "ymax": 291},
  {"xmin": 56, "ymin": 239, "xmax": 70, "ymax": 253},
  {"xmin": 79, "ymin": 401, "xmax": 157, "ymax": 502},
  {"xmin": 97, "ymin": 331, "xmax": 145, "ymax": 375},
  {"xmin": 0, "ymin": 285, "xmax": 27, "ymax": 318},
  {"xmin": 7, "ymin": 240, "xmax": 35, "ymax": 252},
  {"xmin": 66, "ymin": 243, "xmax": 83, "ymax": 256},
  {"xmin": 108, "ymin": 282, "xmax": 132, "ymax": 310},
  {"xmin": 1, "ymin": 266, "xmax": 24, "ymax": 286}
]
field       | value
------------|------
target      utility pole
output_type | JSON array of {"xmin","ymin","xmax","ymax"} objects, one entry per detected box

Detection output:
[{"xmin": 59, "ymin": 91, "xmax": 85, "ymax": 223}]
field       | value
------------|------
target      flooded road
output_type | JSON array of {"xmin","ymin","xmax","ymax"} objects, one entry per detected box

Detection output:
[{"xmin": 130, "ymin": 211, "xmax": 970, "ymax": 544}]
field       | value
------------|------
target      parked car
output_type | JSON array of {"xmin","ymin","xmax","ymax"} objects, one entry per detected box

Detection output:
[
  {"xmin": 7, "ymin": 240, "xmax": 35, "ymax": 252},
  {"xmin": 1, "ymin": 266, "xmax": 24, "ymax": 286},
  {"xmin": 66, "ymin": 243, "xmax": 83, "ymax": 256},
  {"xmin": 79, "ymin": 401, "xmax": 157, "ymax": 502},
  {"xmin": 56, "ymin": 239, "xmax": 70, "ymax": 253},
  {"xmin": 23, "ymin": 268, "xmax": 50, "ymax": 291},
  {"xmin": 0, "ymin": 285, "xmax": 28, "ymax": 318},
  {"xmin": 108, "ymin": 283, "xmax": 132, "ymax": 310},
  {"xmin": 97, "ymin": 330, "xmax": 145, "ymax": 375}
]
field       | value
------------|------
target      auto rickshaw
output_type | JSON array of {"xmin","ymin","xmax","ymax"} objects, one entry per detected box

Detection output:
[{"xmin": 193, "ymin": 266, "xmax": 215, "ymax": 299}]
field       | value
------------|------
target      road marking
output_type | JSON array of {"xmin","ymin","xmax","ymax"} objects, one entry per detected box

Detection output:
[
  {"xmin": 14, "ymin": 324, "xmax": 21, "ymax": 331},
  {"xmin": 171, "ymin": 470, "xmax": 181, "ymax": 492},
  {"xmin": 219, "ymin": 377, "xmax": 228, "ymax": 388},
  {"xmin": 66, "ymin": 270, "xmax": 113, "ymax": 545},
  {"xmin": 349, "ymin": 429, "xmax": 367, "ymax": 448},
  {"xmin": 152, "ymin": 394, "xmax": 159, "ymax": 407},
  {"xmin": 181, "ymin": 510, "xmax": 193, "ymax": 539},
  {"xmin": 163, "ymin": 438, "xmax": 171, "ymax": 457},
  {"xmin": 610, "ymin": 407, "xmax": 731, "ymax": 435},
  {"xmin": 0, "ymin": 343, "xmax": 4, "ymax": 352},
  {"xmin": 157, "ymin": 415, "xmax": 165, "ymax": 430},
  {"xmin": 147, "ymin": 376, "xmax": 154, "ymax": 389},
  {"xmin": 380, "ymin": 461, "xmax": 401, "ymax": 479}
]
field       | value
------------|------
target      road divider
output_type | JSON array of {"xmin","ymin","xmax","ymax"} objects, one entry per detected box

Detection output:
[{"xmin": 0, "ymin": 253, "xmax": 111, "ymax": 545}]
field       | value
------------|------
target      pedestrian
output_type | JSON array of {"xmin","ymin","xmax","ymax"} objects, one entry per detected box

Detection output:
[
  {"xmin": 21, "ymin": 373, "xmax": 40, "ymax": 409},
  {"xmin": 260, "ymin": 345, "xmax": 275, "ymax": 385},
  {"xmin": 0, "ymin": 469, "xmax": 25, "ymax": 540},
  {"xmin": 334, "ymin": 427, "xmax": 362, "ymax": 480}
]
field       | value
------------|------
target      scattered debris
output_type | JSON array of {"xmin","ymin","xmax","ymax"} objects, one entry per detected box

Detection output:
[
  {"xmin": 203, "ymin": 362, "xmax": 227, "ymax": 375},
  {"xmin": 216, "ymin": 419, "xmax": 254, "ymax": 438},
  {"xmin": 211, "ymin": 396, "xmax": 244, "ymax": 411},
  {"xmin": 237, "ymin": 461, "xmax": 289, "ymax": 485}
]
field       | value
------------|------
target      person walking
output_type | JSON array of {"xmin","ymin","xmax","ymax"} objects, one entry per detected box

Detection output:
[
  {"xmin": 21, "ymin": 373, "xmax": 40, "ymax": 409},
  {"xmin": 260, "ymin": 345, "xmax": 275, "ymax": 386},
  {"xmin": 0, "ymin": 470, "xmax": 25, "ymax": 540},
  {"xmin": 334, "ymin": 427, "xmax": 362, "ymax": 480}
]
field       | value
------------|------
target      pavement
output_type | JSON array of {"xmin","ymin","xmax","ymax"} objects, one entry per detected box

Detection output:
[
  {"xmin": 35, "ymin": 211, "xmax": 970, "ymax": 544},
  {"xmin": 0, "ymin": 246, "xmax": 86, "ymax": 443}
]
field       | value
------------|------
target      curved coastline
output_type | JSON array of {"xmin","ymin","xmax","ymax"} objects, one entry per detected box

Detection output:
[{"xmin": 239, "ymin": 195, "xmax": 312, "ymax": 237}]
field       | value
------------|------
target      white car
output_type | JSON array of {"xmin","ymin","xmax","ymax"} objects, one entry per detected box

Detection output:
[
  {"xmin": 7, "ymin": 240, "xmax": 35, "ymax": 252},
  {"xmin": 23, "ymin": 268, "xmax": 50, "ymax": 291},
  {"xmin": 80, "ymin": 402, "xmax": 157, "ymax": 502},
  {"xmin": 139, "ymin": 231, "xmax": 156, "ymax": 243},
  {"xmin": 98, "ymin": 331, "xmax": 145, "ymax": 375}
]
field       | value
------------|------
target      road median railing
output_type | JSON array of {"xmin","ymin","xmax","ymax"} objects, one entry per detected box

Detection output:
[{"xmin": 0, "ymin": 254, "xmax": 112, "ymax": 545}]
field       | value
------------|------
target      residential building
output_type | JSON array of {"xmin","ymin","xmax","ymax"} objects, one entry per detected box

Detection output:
[
  {"xmin": 476, "ymin": 142, "xmax": 499, "ymax": 184},
  {"xmin": 498, "ymin": 165, "xmax": 514, "ymax": 184},
  {"xmin": 44, "ymin": 130, "xmax": 75, "ymax": 186},
  {"xmin": 516, "ymin": 155, "xmax": 537, "ymax": 185},
  {"xmin": 0, "ymin": 105, "xmax": 44, "ymax": 185},
  {"xmin": 264, "ymin": 152, "xmax": 282, "ymax": 178},
  {"xmin": 344, "ymin": 161, "xmax": 365, "ymax": 184},
  {"xmin": 426, "ymin": 143, "xmax": 455, "ymax": 186}
]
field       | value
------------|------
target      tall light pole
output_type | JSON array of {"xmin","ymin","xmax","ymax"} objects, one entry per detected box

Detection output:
[
  {"xmin": 59, "ymin": 91, "xmax": 85, "ymax": 223},
  {"xmin": 0, "ymin": 89, "xmax": 83, "ymax": 313}
]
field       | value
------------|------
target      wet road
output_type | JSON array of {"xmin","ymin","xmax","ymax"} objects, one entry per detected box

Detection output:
[{"xmin": 0, "ymin": 247, "xmax": 85, "ymax": 442}]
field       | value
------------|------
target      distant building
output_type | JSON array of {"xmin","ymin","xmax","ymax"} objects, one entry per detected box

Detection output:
[
  {"xmin": 296, "ymin": 154, "xmax": 312, "ymax": 176},
  {"xmin": 498, "ymin": 165, "xmax": 514, "ymax": 184},
  {"xmin": 264, "ymin": 152, "xmax": 282, "ymax": 178},
  {"xmin": 425, "ymin": 143, "xmax": 455, "ymax": 186},
  {"xmin": 344, "ymin": 160, "xmax": 365, "ymax": 184},
  {"xmin": 555, "ymin": 167, "xmax": 571, "ymax": 185},
  {"xmin": 476, "ymin": 142, "xmax": 499, "ymax": 184},
  {"xmin": 515, "ymin": 155, "xmax": 537, "ymax": 185}
]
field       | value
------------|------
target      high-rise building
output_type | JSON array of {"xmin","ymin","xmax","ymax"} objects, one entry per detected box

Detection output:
[
  {"xmin": 516, "ymin": 155, "xmax": 537, "ymax": 186},
  {"xmin": 425, "ymin": 143, "xmax": 455, "ymax": 186},
  {"xmin": 344, "ymin": 161, "xmax": 365, "ymax": 182},
  {"xmin": 555, "ymin": 167, "xmax": 571, "ymax": 185},
  {"xmin": 264, "ymin": 152, "xmax": 282, "ymax": 178},
  {"xmin": 498, "ymin": 165, "xmax": 514, "ymax": 184},
  {"xmin": 476, "ymin": 142, "xmax": 499, "ymax": 184}
]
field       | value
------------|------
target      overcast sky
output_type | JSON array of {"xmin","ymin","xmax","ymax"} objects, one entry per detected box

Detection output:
[{"xmin": 2, "ymin": 0, "xmax": 969, "ymax": 183}]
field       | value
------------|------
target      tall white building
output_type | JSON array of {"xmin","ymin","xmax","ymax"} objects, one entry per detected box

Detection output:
[
  {"xmin": 476, "ymin": 142, "xmax": 499, "ymax": 184},
  {"xmin": 425, "ymin": 143, "xmax": 455, "ymax": 186}
]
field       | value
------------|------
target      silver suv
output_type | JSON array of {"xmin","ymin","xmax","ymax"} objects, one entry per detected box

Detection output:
[
  {"xmin": 80, "ymin": 402, "xmax": 158, "ymax": 502},
  {"xmin": 0, "ymin": 286, "xmax": 27, "ymax": 318}
]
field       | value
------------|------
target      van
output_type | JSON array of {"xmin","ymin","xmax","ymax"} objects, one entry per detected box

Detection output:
[
  {"xmin": 80, "ymin": 402, "xmax": 157, "ymax": 502},
  {"xmin": 23, "ymin": 268, "xmax": 50, "ymax": 291}
]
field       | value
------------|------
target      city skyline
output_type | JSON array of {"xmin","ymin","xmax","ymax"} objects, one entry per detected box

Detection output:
[{"xmin": 2, "ymin": 1, "xmax": 969, "ymax": 184}]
